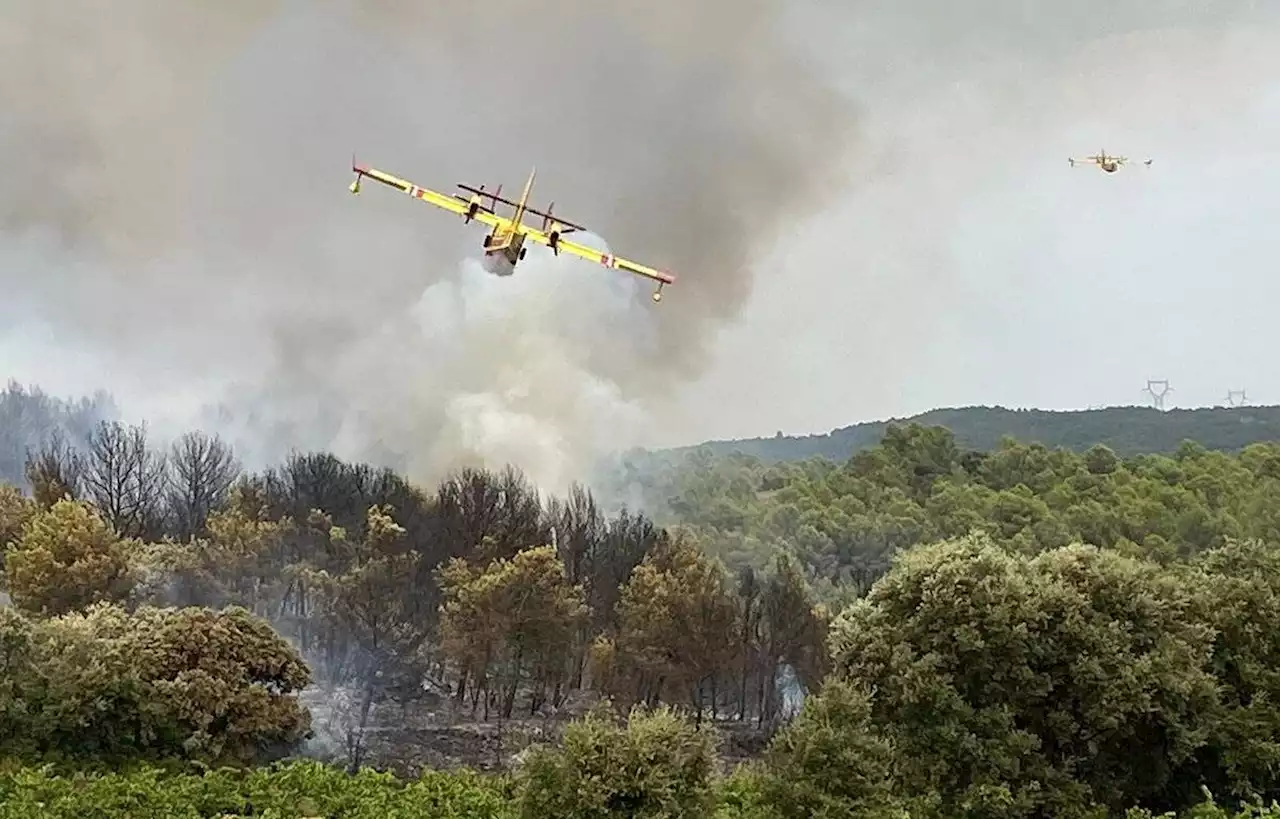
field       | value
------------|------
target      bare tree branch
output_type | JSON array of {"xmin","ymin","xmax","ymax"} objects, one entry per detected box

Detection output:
[
  {"xmin": 23, "ymin": 428, "xmax": 85, "ymax": 508},
  {"xmin": 81, "ymin": 420, "xmax": 166, "ymax": 539},
  {"xmin": 166, "ymin": 430, "xmax": 240, "ymax": 541}
]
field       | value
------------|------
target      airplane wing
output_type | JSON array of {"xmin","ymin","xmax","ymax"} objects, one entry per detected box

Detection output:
[
  {"xmin": 351, "ymin": 163, "xmax": 507, "ymax": 230},
  {"xmin": 518, "ymin": 222, "xmax": 676, "ymax": 285},
  {"xmin": 351, "ymin": 159, "xmax": 675, "ymax": 294}
]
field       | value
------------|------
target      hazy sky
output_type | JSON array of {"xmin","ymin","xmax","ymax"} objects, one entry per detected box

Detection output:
[
  {"xmin": 666, "ymin": 0, "xmax": 1280, "ymax": 443},
  {"xmin": 2, "ymin": 1, "xmax": 1279, "ymax": 486}
]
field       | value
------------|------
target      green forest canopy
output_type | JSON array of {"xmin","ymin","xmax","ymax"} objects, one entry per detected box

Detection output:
[
  {"xmin": 604, "ymin": 419, "xmax": 1280, "ymax": 593},
  {"xmin": 7, "ymin": 381, "xmax": 1280, "ymax": 817}
]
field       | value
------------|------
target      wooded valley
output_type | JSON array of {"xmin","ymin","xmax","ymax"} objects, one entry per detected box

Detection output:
[{"xmin": 4, "ymin": 382, "xmax": 1280, "ymax": 817}]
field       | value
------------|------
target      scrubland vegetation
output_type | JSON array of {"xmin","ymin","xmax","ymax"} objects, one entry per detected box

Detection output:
[{"xmin": 5, "ymin": 381, "xmax": 1280, "ymax": 817}]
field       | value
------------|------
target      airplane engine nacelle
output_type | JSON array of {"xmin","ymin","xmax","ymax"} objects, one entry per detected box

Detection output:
[{"xmin": 546, "ymin": 220, "xmax": 567, "ymax": 255}]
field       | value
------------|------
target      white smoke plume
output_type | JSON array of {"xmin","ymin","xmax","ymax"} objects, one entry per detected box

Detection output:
[
  {"xmin": 215, "ymin": 241, "xmax": 653, "ymax": 492},
  {"xmin": 0, "ymin": 0, "xmax": 859, "ymax": 492},
  {"xmin": 9, "ymin": 1, "xmax": 1275, "ymax": 484}
]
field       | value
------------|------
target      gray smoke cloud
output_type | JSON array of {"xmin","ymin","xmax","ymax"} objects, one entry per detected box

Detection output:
[
  {"xmin": 6, "ymin": 1, "xmax": 1278, "ymax": 484},
  {"xmin": 0, "ymin": 0, "xmax": 859, "ymax": 490}
]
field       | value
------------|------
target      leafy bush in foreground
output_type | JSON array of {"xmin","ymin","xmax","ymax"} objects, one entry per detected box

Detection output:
[
  {"xmin": 0, "ymin": 760, "xmax": 512, "ymax": 819},
  {"xmin": 3, "ymin": 758, "xmax": 1280, "ymax": 819},
  {"xmin": 0, "ymin": 602, "xmax": 311, "ymax": 767},
  {"xmin": 515, "ymin": 704, "xmax": 717, "ymax": 819}
]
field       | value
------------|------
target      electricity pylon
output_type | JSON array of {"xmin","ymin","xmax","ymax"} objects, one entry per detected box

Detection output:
[{"xmin": 1143, "ymin": 379, "xmax": 1173, "ymax": 410}]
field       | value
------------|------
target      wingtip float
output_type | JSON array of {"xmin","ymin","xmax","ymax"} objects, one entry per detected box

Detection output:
[
  {"xmin": 348, "ymin": 157, "xmax": 676, "ymax": 303},
  {"xmin": 1068, "ymin": 150, "xmax": 1154, "ymax": 173}
]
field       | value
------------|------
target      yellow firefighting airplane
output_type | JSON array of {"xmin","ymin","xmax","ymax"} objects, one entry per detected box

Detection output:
[
  {"xmin": 1068, "ymin": 150, "xmax": 1153, "ymax": 173},
  {"xmin": 348, "ymin": 159, "xmax": 676, "ymax": 302}
]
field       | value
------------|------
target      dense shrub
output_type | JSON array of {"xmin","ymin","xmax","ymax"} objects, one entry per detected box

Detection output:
[
  {"xmin": 2, "ymin": 758, "xmax": 1278, "ymax": 819},
  {"xmin": 754, "ymin": 679, "xmax": 903, "ymax": 819},
  {"xmin": 0, "ymin": 603, "xmax": 310, "ymax": 766},
  {"xmin": 0, "ymin": 759, "xmax": 512, "ymax": 819},
  {"xmin": 515, "ymin": 704, "xmax": 718, "ymax": 819}
]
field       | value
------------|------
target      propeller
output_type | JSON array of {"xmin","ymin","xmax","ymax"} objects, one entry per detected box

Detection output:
[{"xmin": 543, "ymin": 201, "xmax": 564, "ymax": 255}]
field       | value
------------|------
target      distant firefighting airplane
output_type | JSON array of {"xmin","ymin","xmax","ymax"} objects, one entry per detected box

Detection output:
[
  {"xmin": 348, "ymin": 158, "xmax": 676, "ymax": 302},
  {"xmin": 1068, "ymin": 150, "xmax": 1153, "ymax": 173}
]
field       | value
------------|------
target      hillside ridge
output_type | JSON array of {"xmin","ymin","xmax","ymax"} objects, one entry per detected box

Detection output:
[{"xmin": 661, "ymin": 404, "xmax": 1280, "ymax": 463}]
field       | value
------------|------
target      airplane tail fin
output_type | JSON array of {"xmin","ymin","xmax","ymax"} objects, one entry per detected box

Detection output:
[{"xmin": 512, "ymin": 167, "xmax": 536, "ymax": 227}]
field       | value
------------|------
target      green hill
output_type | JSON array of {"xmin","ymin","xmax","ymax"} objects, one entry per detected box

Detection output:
[{"xmin": 665, "ymin": 405, "xmax": 1280, "ymax": 463}]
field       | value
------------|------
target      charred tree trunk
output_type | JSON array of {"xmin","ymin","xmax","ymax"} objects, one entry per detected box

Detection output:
[
  {"xmin": 755, "ymin": 666, "xmax": 768, "ymax": 729},
  {"xmin": 470, "ymin": 676, "xmax": 484, "ymax": 717},
  {"xmin": 346, "ymin": 678, "xmax": 378, "ymax": 774},
  {"xmin": 552, "ymin": 678, "xmax": 565, "ymax": 709},
  {"xmin": 502, "ymin": 646, "xmax": 524, "ymax": 720},
  {"xmin": 455, "ymin": 669, "xmax": 470, "ymax": 705}
]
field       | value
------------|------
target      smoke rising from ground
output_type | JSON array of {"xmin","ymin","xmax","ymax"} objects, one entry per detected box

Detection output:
[
  {"xmin": 6, "ymin": 2, "xmax": 1280, "ymax": 483},
  {"xmin": 0, "ymin": 0, "xmax": 858, "ymax": 490}
]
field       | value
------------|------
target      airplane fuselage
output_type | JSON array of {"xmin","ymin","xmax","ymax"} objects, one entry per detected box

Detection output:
[
  {"xmin": 481, "ymin": 227, "xmax": 526, "ymax": 275},
  {"xmin": 1069, "ymin": 151, "xmax": 1132, "ymax": 173},
  {"xmin": 478, "ymin": 167, "xmax": 537, "ymax": 275},
  {"xmin": 484, "ymin": 229, "xmax": 526, "ymax": 261}
]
